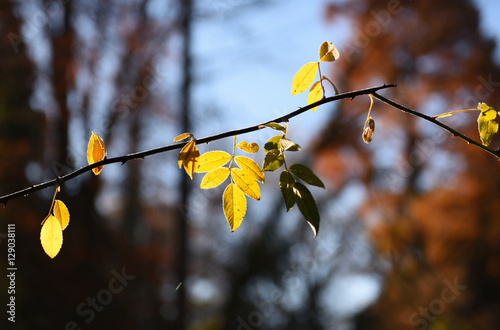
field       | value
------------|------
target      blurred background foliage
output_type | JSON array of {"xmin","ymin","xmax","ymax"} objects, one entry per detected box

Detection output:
[{"xmin": 1, "ymin": 0, "xmax": 500, "ymax": 329}]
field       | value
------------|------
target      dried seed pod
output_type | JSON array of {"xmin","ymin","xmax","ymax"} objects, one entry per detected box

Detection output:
[{"xmin": 362, "ymin": 117, "xmax": 375, "ymax": 144}]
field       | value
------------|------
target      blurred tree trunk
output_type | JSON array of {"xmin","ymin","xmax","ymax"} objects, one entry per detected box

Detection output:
[{"xmin": 175, "ymin": 0, "xmax": 193, "ymax": 328}]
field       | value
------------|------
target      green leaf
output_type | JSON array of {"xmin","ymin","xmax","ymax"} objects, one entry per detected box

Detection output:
[
  {"xmin": 280, "ymin": 171, "xmax": 296, "ymax": 211},
  {"xmin": 264, "ymin": 122, "xmax": 287, "ymax": 133},
  {"xmin": 196, "ymin": 151, "xmax": 232, "ymax": 173},
  {"xmin": 236, "ymin": 141, "xmax": 259, "ymax": 153},
  {"xmin": 235, "ymin": 156, "xmax": 265, "ymax": 183},
  {"xmin": 262, "ymin": 149, "xmax": 284, "ymax": 172},
  {"xmin": 200, "ymin": 167, "xmax": 230, "ymax": 189},
  {"xmin": 319, "ymin": 41, "xmax": 339, "ymax": 62},
  {"xmin": 289, "ymin": 164, "xmax": 325, "ymax": 188},
  {"xmin": 293, "ymin": 182, "xmax": 320, "ymax": 237},
  {"xmin": 292, "ymin": 62, "xmax": 318, "ymax": 95},
  {"xmin": 231, "ymin": 168, "xmax": 260, "ymax": 200},
  {"xmin": 223, "ymin": 183, "xmax": 247, "ymax": 232},
  {"xmin": 264, "ymin": 135, "xmax": 283, "ymax": 153},
  {"xmin": 307, "ymin": 81, "xmax": 323, "ymax": 112},
  {"xmin": 279, "ymin": 138, "xmax": 301, "ymax": 151},
  {"xmin": 477, "ymin": 102, "xmax": 498, "ymax": 147}
]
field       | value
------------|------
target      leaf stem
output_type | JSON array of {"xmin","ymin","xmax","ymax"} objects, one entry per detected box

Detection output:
[
  {"xmin": 363, "ymin": 94, "xmax": 374, "ymax": 130},
  {"xmin": 432, "ymin": 108, "xmax": 479, "ymax": 119}
]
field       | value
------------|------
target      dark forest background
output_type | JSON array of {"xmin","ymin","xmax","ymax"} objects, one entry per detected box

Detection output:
[{"xmin": 1, "ymin": 0, "xmax": 500, "ymax": 329}]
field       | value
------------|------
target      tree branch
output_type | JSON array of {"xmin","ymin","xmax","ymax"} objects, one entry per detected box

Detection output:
[
  {"xmin": 0, "ymin": 84, "xmax": 392, "ymax": 205},
  {"xmin": 372, "ymin": 92, "xmax": 500, "ymax": 160}
]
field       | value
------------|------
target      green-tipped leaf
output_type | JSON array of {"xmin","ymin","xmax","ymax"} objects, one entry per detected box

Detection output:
[
  {"xmin": 289, "ymin": 164, "xmax": 325, "ymax": 188},
  {"xmin": 293, "ymin": 182, "xmax": 320, "ymax": 237},
  {"xmin": 262, "ymin": 149, "xmax": 284, "ymax": 172},
  {"xmin": 280, "ymin": 171, "xmax": 296, "ymax": 211},
  {"xmin": 264, "ymin": 122, "xmax": 287, "ymax": 133},
  {"xmin": 264, "ymin": 135, "xmax": 283, "ymax": 153}
]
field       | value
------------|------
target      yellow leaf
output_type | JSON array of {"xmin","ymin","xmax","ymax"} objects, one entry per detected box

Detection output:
[
  {"xmin": 195, "ymin": 151, "xmax": 232, "ymax": 173},
  {"xmin": 307, "ymin": 81, "xmax": 323, "ymax": 112},
  {"xmin": 292, "ymin": 62, "xmax": 318, "ymax": 95},
  {"xmin": 40, "ymin": 215, "xmax": 63, "ymax": 258},
  {"xmin": 178, "ymin": 141, "xmax": 200, "ymax": 180},
  {"xmin": 200, "ymin": 167, "xmax": 230, "ymax": 189},
  {"xmin": 236, "ymin": 141, "xmax": 259, "ymax": 153},
  {"xmin": 231, "ymin": 168, "xmax": 260, "ymax": 200},
  {"xmin": 173, "ymin": 132, "xmax": 192, "ymax": 142},
  {"xmin": 87, "ymin": 132, "xmax": 107, "ymax": 175},
  {"xmin": 319, "ymin": 41, "xmax": 340, "ymax": 62},
  {"xmin": 234, "ymin": 156, "xmax": 265, "ymax": 183},
  {"xmin": 53, "ymin": 200, "xmax": 70, "ymax": 230},
  {"xmin": 222, "ymin": 183, "xmax": 246, "ymax": 232}
]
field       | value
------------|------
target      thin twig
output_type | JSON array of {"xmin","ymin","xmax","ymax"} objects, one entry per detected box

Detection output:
[
  {"xmin": 0, "ymin": 84, "xmax": 395, "ymax": 205},
  {"xmin": 372, "ymin": 92, "xmax": 500, "ymax": 160}
]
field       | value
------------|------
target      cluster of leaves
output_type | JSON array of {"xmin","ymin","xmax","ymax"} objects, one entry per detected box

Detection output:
[
  {"xmin": 262, "ymin": 122, "xmax": 325, "ymax": 236},
  {"xmin": 173, "ymin": 125, "xmax": 325, "ymax": 237},
  {"xmin": 291, "ymin": 41, "xmax": 340, "ymax": 111},
  {"xmin": 40, "ymin": 132, "xmax": 106, "ymax": 258},
  {"xmin": 175, "ymin": 133, "xmax": 264, "ymax": 232},
  {"xmin": 433, "ymin": 102, "xmax": 499, "ymax": 147}
]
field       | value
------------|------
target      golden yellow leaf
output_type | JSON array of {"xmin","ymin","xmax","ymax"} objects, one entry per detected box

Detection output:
[
  {"xmin": 195, "ymin": 151, "xmax": 232, "ymax": 173},
  {"xmin": 234, "ymin": 156, "xmax": 265, "ymax": 183},
  {"xmin": 223, "ymin": 183, "xmax": 246, "ymax": 232},
  {"xmin": 231, "ymin": 168, "xmax": 260, "ymax": 200},
  {"xmin": 173, "ymin": 132, "xmax": 192, "ymax": 142},
  {"xmin": 200, "ymin": 167, "xmax": 230, "ymax": 189},
  {"xmin": 319, "ymin": 41, "xmax": 340, "ymax": 62},
  {"xmin": 87, "ymin": 132, "xmax": 107, "ymax": 175},
  {"xmin": 53, "ymin": 200, "xmax": 70, "ymax": 230},
  {"xmin": 236, "ymin": 141, "xmax": 259, "ymax": 153},
  {"xmin": 40, "ymin": 215, "xmax": 63, "ymax": 259},
  {"xmin": 307, "ymin": 81, "xmax": 323, "ymax": 112},
  {"xmin": 178, "ymin": 141, "xmax": 200, "ymax": 179},
  {"xmin": 292, "ymin": 62, "xmax": 318, "ymax": 95}
]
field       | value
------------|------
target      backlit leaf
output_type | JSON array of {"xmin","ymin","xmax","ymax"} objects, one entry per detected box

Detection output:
[
  {"xmin": 40, "ymin": 215, "xmax": 63, "ymax": 258},
  {"xmin": 293, "ymin": 182, "xmax": 320, "ymax": 237},
  {"xmin": 280, "ymin": 171, "xmax": 296, "ymax": 211},
  {"xmin": 200, "ymin": 167, "xmax": 230, "ymax": 189},
  {"xmin": 87, "ymin": 132, "xmax": 107, "ymax": 175},
  {"xmin": 264, "ymin": 122, "xmax": 287, "ymax": 133},
  {"xmin": 292, "ymin": 62, "xmax": 318, "ymax": 95},
  {"xmin": 319, "ymin": 41, "xmax": 340, "ymax": 62},
  {"xmin": 264, "ymin": 135, "xmax": 283, "ymax": 152},
  {"xmin": 236, "ymin": 141, "xmax": 259, "ymax": 153},
  {"xmin": 196, "ymin": 151, "xmax": 231, "ymax": 173},
  {"xmin": 289, "ymin": 164, "xmax": 325, "ymax": 188},
  {"xmin": 477, "ymin": 103, "xmax": 498, "ymax": 147},
  {"xmin": 307, "ymin": 81, "xmax": 323, "ymax": 112},
  {"xmin": 53, "ymin": 200, "xmax": 70, "ymax": 230},
  {"xmin": 231, "ymin": 168, "xmax": 260, "ymax": 200},
  {"xmin": 263, "ymin": 149, "xmax": 284, "ymax": 171},
  {"xmin": 235, "ymin": 156, "xmax": 265, "ymax": 183},
  {"xmin": 223, "ymin": 183, "xmax": 247, "ymax": 232},
  {"xmin": 178, "ymin": 140, "xmax": 200, "ymax": 179},
  {"xmin": 279, "ymin": 138, "xmax": 301, "ymax": 151},
  {"xmin": 173, "ymin": 132, "xmax": 192, "ymax": 142}
]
